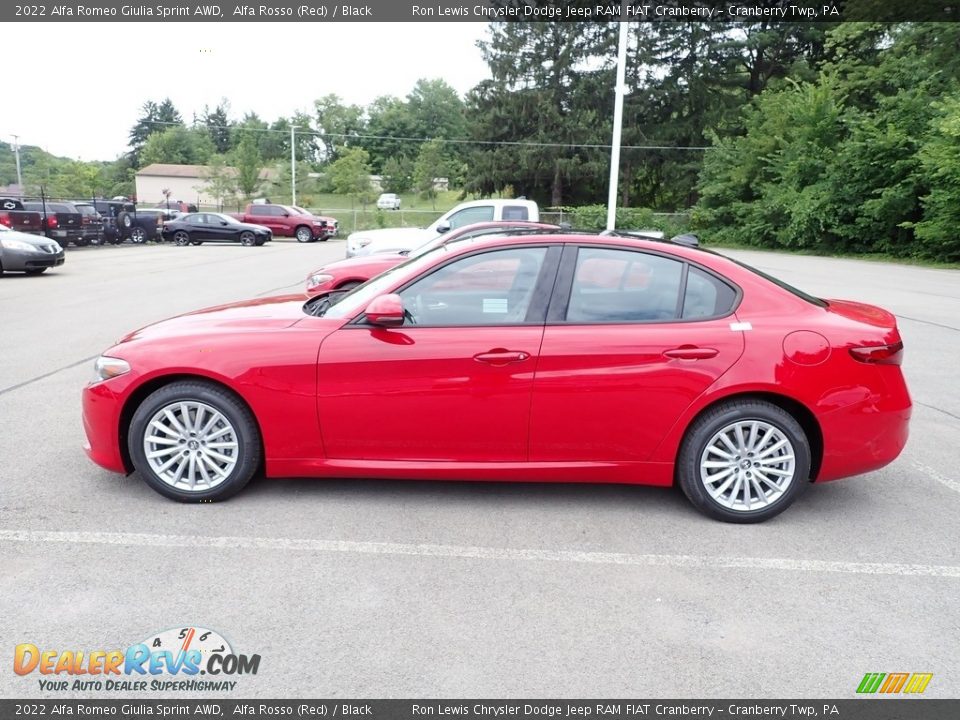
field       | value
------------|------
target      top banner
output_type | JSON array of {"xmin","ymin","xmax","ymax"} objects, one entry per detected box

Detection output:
[{"xmin": 4, "ymin": 0, "xmax": 960, "ymax": 23}]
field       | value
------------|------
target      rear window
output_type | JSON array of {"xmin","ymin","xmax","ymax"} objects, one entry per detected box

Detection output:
[
  {"xmin": 502, "ymin": 205, "xmax": 530, "ymax": 221},
  {"xmin": 726, "ymin": 256, "xmax": 827, "ymax": 308}
]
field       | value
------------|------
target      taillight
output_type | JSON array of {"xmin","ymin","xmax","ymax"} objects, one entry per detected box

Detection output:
[
  {"xmin": 0, "ymin": 213, "xmax": 10, "ymax": 227},
  {"xmin": 81, "ymin": 216, "xmax": 91, "ymax": 225},
  {"xmin": 849, "ymin": 341, "xmax": 904, "ymax": 366},
  {"xmin": 46, "ymin": 215, "xmax": 58, "ymax": 229}
]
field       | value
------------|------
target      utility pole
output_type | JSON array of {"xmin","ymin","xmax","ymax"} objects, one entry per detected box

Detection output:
[
  {"xmin": 606, "ymin": 12, "xmax": 630, "ymax": 231},
  {"xmin": 11, "ymin": 134, "xmax": 24, "ymax": 195},
  {"xmin": 290, "ymin": 125, "xmax": 297, "ymax": 206}
]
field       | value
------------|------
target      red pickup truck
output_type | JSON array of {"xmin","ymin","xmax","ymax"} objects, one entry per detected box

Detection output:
[{"xmin": 230, "ymin": 204, "xmax": 337, "ymax": 243}]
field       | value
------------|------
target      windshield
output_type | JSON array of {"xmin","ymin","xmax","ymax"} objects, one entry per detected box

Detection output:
[
  {"xmin": 290, "ymin": 206, "xmax": 311, "ymax": 215},
  {"xmin": 215, "ymin": 214, "xmax": 243, "ymax": 225}
]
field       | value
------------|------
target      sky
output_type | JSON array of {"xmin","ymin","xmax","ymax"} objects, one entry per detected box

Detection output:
[{"xmin": 5, "ymin": 23, "xmax": 492, "ymax": 161}]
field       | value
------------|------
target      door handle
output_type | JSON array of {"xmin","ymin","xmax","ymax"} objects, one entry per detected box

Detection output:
[
  {"xmin": 663, "ymin": 345, "xmax": 719, "ymax": 360},
  {"xmin": 473, "ymin": 349, "xmax": 530, "ymax": 365}
]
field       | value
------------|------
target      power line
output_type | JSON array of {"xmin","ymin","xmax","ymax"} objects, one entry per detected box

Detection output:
[{"xmin": 138, "ymin": 119, "xmax": 713, "ymax": 152}]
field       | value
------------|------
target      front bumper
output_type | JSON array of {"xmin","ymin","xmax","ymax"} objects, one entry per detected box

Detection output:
[{"xmin": 82, "ymin": 379, "xmax": 129, "ymax": 474}]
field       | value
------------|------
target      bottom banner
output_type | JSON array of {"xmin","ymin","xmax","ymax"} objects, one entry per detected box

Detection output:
[{"xmin": 0, "ymin": 700, "xmax": 957, "ymax": 720}]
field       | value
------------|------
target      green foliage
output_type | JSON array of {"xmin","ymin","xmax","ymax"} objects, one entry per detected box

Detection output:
[
  {"xmin": 413, "ymin": 140, "xmax": 449, "ymax": 209},
  {"xmin": 913, "ymin": 94, "xmax": 960, "ymax": 262},
  {"xmin": 202, "ymin": 101, "xmax": 232, "ymax": 154},
  {"xmin": 232, "ymin": 133, "xmax": 263, "ymax": 199},
  {"xmin": 197, "ymin": 155, "xmax": 237, "ymax": 210},
  {"xmin": 128, "ymin": 98, "xmax": 183, "ymax": 166},
  {"xmin": 327, "ymin": 147, "xmax": 374, "ymax": 209},
  {"xmin": 381, "ymin": 156, "xmax": 413, "ymax": 193},
  {"xmin": 139, "ymin": 127, "xmax": 215, "ymax": 167},
  {"xmin": 564, "ymin": 205, "xmax": 688, "ymax": 236}
]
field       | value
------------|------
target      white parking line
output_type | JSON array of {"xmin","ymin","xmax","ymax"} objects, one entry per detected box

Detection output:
[
  {"xmin": 2, "ymin": 530, "xmax": 959, "ymax": 579},
  {"xmin": 913, "ymin": 461, "xmax": 960, "ymax": 495}
]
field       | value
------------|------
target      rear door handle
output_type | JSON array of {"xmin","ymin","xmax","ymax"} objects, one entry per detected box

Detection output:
[
  {"xmin": 473, "ymin": 349, "xmax": 530, "ymax": 365},
  {"xmin": 664, "ymin": 345, "xmax": 719, "ymax": 360}
]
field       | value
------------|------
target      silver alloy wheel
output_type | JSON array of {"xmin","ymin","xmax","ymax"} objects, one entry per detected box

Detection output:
[
  {"xmin": 143, "ymin": 401, "xmax": 239, "ymax": 492},
  {"xmin": 240, "ymin": 231, "xmax": 255, "ymax": 246},
  {"xmin": 131, "ymin": 228, "xmax": 145, "ymax": 243},
  {"xmin": 174, "ymin": 231, "xmax": 189, "ymax": 246},
  {"xmin": 699, "ymin": 419, "xmax": 796, "ymax": 512},
  {"xmin": 296, "ymin": 227, "xmax": 311, "ymax": 243}
]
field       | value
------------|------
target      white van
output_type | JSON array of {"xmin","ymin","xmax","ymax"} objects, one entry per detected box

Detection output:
[{"xmin": 347, "ymin": 198, "xmax": 539, "ymax": 257}]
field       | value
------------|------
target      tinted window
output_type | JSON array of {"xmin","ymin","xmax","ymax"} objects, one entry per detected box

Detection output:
[
  {"xmin": 446, "ymin": 206, "xmax": 495, "ymax": 229},
  {"xmin": 682, "ymin": 267, "xmax": 737, "ymax": 319},
  {"xmin": 566, "ymin": 248, "xmax": 684, "ymax": 323},
  {"xmin": 181, "ymin": 213, "xmax": 204, "ymax": 224},
  {"xmin": 251, "ymin": 205, "xmax": 278, "ymax": 217},
  {"xmin": 501, "ymin": 205, "xmax": 530, "ymax": 221},
  {"xmin": 400, "ymin": 247, "xmax": 548, "ymax": 326}
]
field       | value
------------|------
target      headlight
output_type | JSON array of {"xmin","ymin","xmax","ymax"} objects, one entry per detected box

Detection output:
[
  {"xmin": 93, "ymin": 356, "xmax": 131, "ymax": 383},
  {"xmin": 306, "ymin": 273, "xmax": 333, "ymax": 290},
  {"xmin": 0, "ymin": 238, "xmax": 39, "ymax": 252}
]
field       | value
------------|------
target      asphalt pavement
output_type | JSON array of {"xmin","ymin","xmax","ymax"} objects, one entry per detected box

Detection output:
[{"xmin": 1, "ymin": 239, "xmax": 957, "ymax": 698}]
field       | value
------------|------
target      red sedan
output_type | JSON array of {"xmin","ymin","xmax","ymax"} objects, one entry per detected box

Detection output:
[
  {"xmin": 82, "ymin": 233, "xmax": 911, "ymax": 522},
  {"xmin": 305, "ymin": 220, "xmax": 563, "ymax": 296}
]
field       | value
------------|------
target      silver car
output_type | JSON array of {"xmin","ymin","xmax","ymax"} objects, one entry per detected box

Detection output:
[{"xmin": 0, "ymin": 224, "xmax": 65, "ymax": 275}]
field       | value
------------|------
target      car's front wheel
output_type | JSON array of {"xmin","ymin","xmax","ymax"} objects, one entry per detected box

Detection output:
[
  {"xmin": 295, "ymin": 226, "xmax": 313, "ymax": 243},
  {"xmin": 127, "ymin": 381, "xmax": 262, "ymax": 502},
  {"xmin": 239, "ymin": 231, "xmax": 256, "ymax": 247},
  {"xmin": 677, "ymin": 399, "xmax": 810, "ymax": 523}
]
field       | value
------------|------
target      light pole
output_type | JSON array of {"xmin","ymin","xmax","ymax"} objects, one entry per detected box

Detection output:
[
  {"xmin": 290, "ymin": 125, "xmax": 297, "ymax": 206},
  {"xmin": 606, "ymin": 12, "xmax": 630, "ymax": 231},
  {"xmin": 11, "ymin": 134, "xmax": 24, "ymax": 195}
]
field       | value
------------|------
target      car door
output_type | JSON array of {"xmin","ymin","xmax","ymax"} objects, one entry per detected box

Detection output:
[
  {"xmin": 528, "ymin": 245, "xmax": 745, "ymax": 463},
  {"xmin": 316, "ymin": 245, "xmax": 561, "ymax": 462},
  {"xmin": 205, "ymin": 215, "xmax": 235, "ymax": 243},
  {"xmin": 185, "ymin": 213, "xmax": 210, "ymax": 240}
]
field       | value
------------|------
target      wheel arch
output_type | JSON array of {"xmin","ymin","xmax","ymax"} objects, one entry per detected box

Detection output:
[
  {"xmin": 675, "ymin": 391, "xmax": 824, "ymax": 482},
  {"xmin": 118, "ymin": 373, "xmax": 265, "ymax": 475}
]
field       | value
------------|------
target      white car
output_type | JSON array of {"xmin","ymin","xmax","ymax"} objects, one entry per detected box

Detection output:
[
  {"xmin": 376, "ymin": 193, "xmax": 401, "ymax": 210},
  {"xmin": 347, "ymin": 198, "xmax": 540, "ymax": 257}
]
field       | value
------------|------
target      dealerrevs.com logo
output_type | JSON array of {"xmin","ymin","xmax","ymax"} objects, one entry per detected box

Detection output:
[{"xmin": 14, "ymin": 626, "xmax": 260, "ymax": 692}]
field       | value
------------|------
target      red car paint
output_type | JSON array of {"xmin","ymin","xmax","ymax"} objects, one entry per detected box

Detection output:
[{"xmin": 83, "ymin": 234, "xmax": 911, "ymax": 495}]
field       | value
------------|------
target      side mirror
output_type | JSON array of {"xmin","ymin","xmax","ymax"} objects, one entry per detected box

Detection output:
[
  {"xmin": 436, "ymin": 221, "xmax": 450, "ymax": 234},
  {"xmin": 281, "ymin": 212, "xmax": 290, "ymax": 217},
  {"xmin": 365, "ymin": 294, "xmax": 405, "ymax": 327},
  {"xmin": 220, "ymin": 220, "xmax": 228, "ymax": 226}
]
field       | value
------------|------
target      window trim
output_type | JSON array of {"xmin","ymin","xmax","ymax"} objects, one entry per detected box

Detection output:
[
  {"xmin": 546, "ymin": 244, "xmax": 742, "ymax": 326},
  {"xmin": 347, "ymin": 244, "xmax": 563, "ymax": 329}
]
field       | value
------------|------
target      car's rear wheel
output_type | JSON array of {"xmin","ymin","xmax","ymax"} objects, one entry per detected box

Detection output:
[
  {"xmin": 127, "ymin": 381, "xmax": 262, "ymax": 502},
  {"xmin": 677, "ymin": 399, "xmax": 810, "ymax": 523},
  {"xmin": 240, "ymin": 231, "xmax": 256, "ymax": 247},
  {"xmin": 295, "ymin": 226, "xmax": 312, "ymax": 243},
  {"xmin": 173, "ymin": 231, "xmax": 190, "ymax": 246},
  {"xmin": 130, "ymin": 227, "xmax": 147, "ymax": 244}
]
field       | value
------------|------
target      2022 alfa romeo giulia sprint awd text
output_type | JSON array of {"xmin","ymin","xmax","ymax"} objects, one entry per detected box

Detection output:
[{"xmin": 82, "ymin": 234, "xmax": 911, "ymax": 522}]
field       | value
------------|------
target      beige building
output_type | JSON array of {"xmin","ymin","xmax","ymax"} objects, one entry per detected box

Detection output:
[{"xmin": 134, "ymin": 164, "xmax": 278, "ymax": 206}]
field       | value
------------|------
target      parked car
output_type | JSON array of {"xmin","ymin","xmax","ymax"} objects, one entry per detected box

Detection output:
[
  {"xmin": 346, "ymin": 199, "xmax": 540, "ymax": 257},
  {"xmin": 306, "ymin": 221, "xmax": 564, "ymax": 295},
  {"xmin": 82, "ymin": 232, "xmax": 911, "ymax": 522},
  {"xmin": 290, "ymin": 205, "xmax": 338, "ymax": 239},
  {"xmin": 161, "ymin": 212, "xmax": 272, "ymax": 246},
  {"xmin": 0, "ymin": 224, "xmax": 65, "ymax": 274},
  {"xmin": 87, "ymin": 199, "xmax": 135, "ymax": 244},
  {"xmin": 155, "ymin": 200, "xmax": 198, "ymax": 214},
  {"xmin": 230, "ymin": 203, "xmax": 332, "ymax": 243},
  {"xmin": 0, "ymin": 198, "xmax": 45, "ymax": 236},
  {"xmin": 22, "ymin": 201, "xmax": 85, "ymax": 247},
  {"xmin": 72, "ymin": 202, "xmax": 105, "ymax": 245},
  {"xmin": 376, "ymin": 193, "xmax": 402, "ymax": 210}
]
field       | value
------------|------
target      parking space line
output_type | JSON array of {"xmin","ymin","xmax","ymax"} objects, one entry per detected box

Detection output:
[
  {"xmin": 913, "ymin": 461, "xmax": 960, "ymax": 495},
  {"xmin": 0, "ymin": 355, "xmax": 99, "ymax": 397},
  {"xmin": 2, "ymin": 530, "xmax": 959, "ymax": 579}
]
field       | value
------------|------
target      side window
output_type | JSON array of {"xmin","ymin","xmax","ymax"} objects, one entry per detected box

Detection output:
[
  {"xmin": 400, "ymin": 247, "xmax": 548, "ymax": 326},
  {"xmin": 501, "ymin": 205, "xmax": 530, "ymax": 221},
  {"xmin": 193, "ymin": 214, "xmax": 207, "ymax": 225},
  {"xmin": 566, "ymin": 248, "xmax": 684, "ymax": 323},
  {"xmin": 251, "ymin": 205, "xmax": 274, "ymax": 217},
  {"xmin": 445, "ymin": 205, "xmax": 495, "ymax": 229},
  {"xmin": 682, "ymin": 267, "xmax": 737, "ymax": 319}
]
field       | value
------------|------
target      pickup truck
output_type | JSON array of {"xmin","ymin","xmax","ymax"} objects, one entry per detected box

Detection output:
[
  {"xmin": 230, "ymin": 203, "xmax": 337, "ymax": 243},
  {"xmin": 0, "ymin": 198, "xmax": 45, "ymax": 236},
  {"xmin": 23, "ymin": 201, "xmax": 86, "ymax": 247},
  {"xmin": 346, "ymin": 199, "xmax": 540, "ymax": 257}
]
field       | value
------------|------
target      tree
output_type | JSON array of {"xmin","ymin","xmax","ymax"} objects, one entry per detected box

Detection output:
[
  {"xmin": 233, "ymin": 133, "xmax": 263, "ymax": 199},
  {"xmin": 203, "ymin": 101, "xmax": 232, "ymax": 153},
  {"xmin": 914, "ymin": 94, "xmax": 960, "ymax": 262},
  {"xmin": 381, "ymin": 155, "xmax": 413, "ymax": 193},
  {"xmin": 327, "ymin": 147, "xmax": 374, "ymax": 209},
  {"xmin": 196, "ymin": 154, "xmax": 237, "ymax": 210},
  {"xmin": 128, "ymin": 98, "xmax": 184, "ymax": 165},
  {"xmin": 139, "ymin": 127, "xmax": 214, "ymax": 167},
  {"xmin": 413, "ymin": 140, "xmax": 449, "ymax": 209},
  {"xmin": 314, "ymin": 94, "xmax": 365, "ymax": 163}
]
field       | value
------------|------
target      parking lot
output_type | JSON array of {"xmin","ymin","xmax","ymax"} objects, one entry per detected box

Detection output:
[{"xmin": 1, "ymin": 239, "xmax": 958, "ymax": 698}]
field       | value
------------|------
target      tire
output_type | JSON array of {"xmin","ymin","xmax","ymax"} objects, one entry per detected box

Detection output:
[
  {"xmin": 127, "ymin": 380, "xmax": 262, "ymax": 503},
  {"xmin": 295, "ymin": 226, "xmax": 313, "ymax": 243},
  {"xmin": 676, "ymin": 399, "xmax": 810, "ymax": 524},
  {"xmin": 190, "ymin": 241, "xmax": 203, "ymax": 246},
  {"xmin": 173, "ymin": 231, "xmax": 190, "ymax": 246},
  {"xmin": 130, "ymin": 227, "xmax": 147, "ymax": 244},
  {"xmin": 118, "ymin": 212, "xmax": 134, "ymax": 230},
  {"xmin": 75, "ymin": 238, "xmax": 91, "ymax": 247},
  {"xmin": 239, "ymin": 231, "xmax": 256, "ymax": 247},
  {"xmin": 25, "ymin": 268, "xmax": 47, "ymax": 275}
]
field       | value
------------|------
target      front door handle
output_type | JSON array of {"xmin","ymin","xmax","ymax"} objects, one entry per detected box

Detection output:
[
  {"xmin": 473, "ymin": 348, "xmax": 530, "ymax": 366},
  {"xmin": 664, "ymin": 345, "xmax": 719, "ymax": 360}
]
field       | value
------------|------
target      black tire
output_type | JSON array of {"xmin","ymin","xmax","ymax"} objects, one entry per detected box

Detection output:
[
  {"xmin": 295, "ymin": 226, "xmax": 313, "ymax": 243},
  {"xmin": 173, "ymin": 231, "xmax": 190, "ymax": 246},
  {"xmin": 190, "ymin": 241, "xmax": 203, "ymax": 246},
  {"xmin": 118, "ymin": 212, "xmax": 134, "ymax": 230},
  {"xmin": 130, "ymin": 227, "xmax": 147, "ymax": 244},
  {"xmin": 25, "ymin": 268, "xmax": 47, "ymax": 275},
  {"xmin": 127, "ymin": 380, "xmax": 262, "ymax": 503},
  {"xmin": 240, "ymin": 231, "xmax": 256, "ymax": 247},
  {"xmin": 75, "ymin": 238, "xmax": 91, "ymax": 247},
  {"xmin": 254, "ymin": 238, "xmax": 265, "ymax": 246},
  {"xmin": 676, "ymin": 399, "xmax": 810, "ymax": 524}
]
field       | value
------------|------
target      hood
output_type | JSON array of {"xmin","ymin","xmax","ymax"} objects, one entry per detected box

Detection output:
[
  {"xmin": 349, "ymin": 227, "xmax": 431, "ymax": 241},
  {"xmin": 118, "ymin": 294, "xmax": 308, "ymax": 343},
  {"xmin": 0, "ymin": 227, "xmax": 55, "ymax": 247}
]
